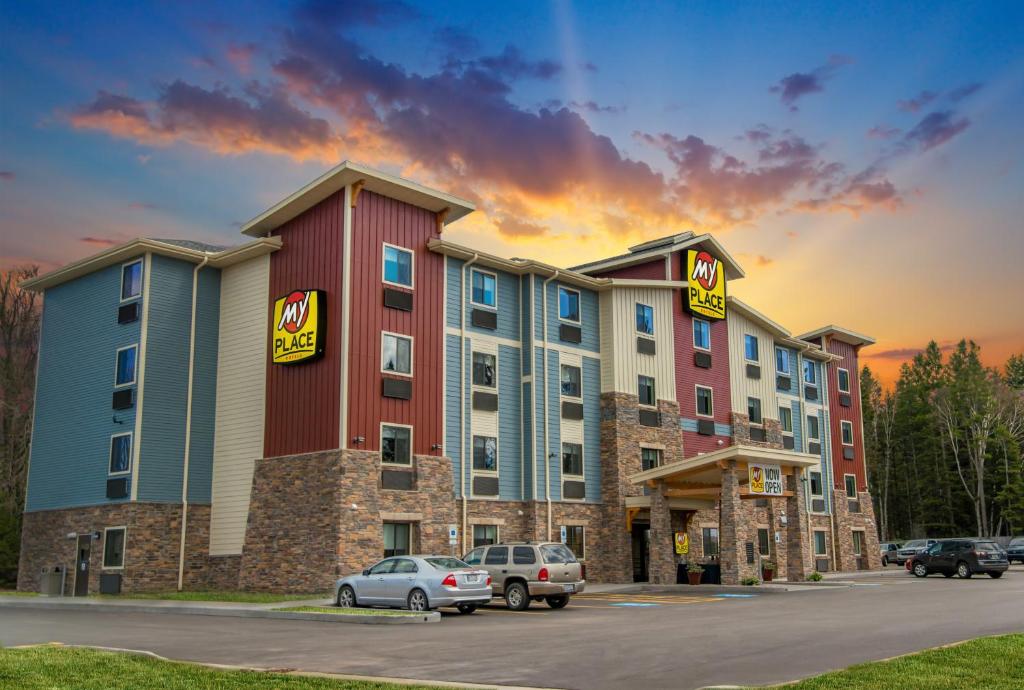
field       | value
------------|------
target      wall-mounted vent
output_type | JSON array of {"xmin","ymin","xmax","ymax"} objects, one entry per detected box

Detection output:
[
  {"xmin": 776, "ymin": 375, "xmax": 791, "ymax": 391},
  {"xmin": 381, "ymin": 469, "xmax": 414, "ymax": 491},
  {"xmin": 559, "ymin": 324, "xmax": 582, "ymax": 344},
  {"xmin": 106, "ymin": 477, "xmax": 129, "ymax": 499},
  {"xmin": 839, "ymin": 393, "xmax": 852, "ymax": 408},
  {"xmin": 561, "ymin": 401, "xmax": 584, "ymax": 420},
  {"xmin": 112, "ymin": 389, "xmax": 134, "ymax": 410},
  {"xmin": 746, "ymin": 363, "xmax": 761, "ymax": 379},
  {"xmin": 637, "ymin": 337, "xmax": 656, "ymax": 355},
  {"xmin": 804, "ymin": 385, "xmax": 818, "ymax": 401},
  {"xmin": 117, "ymin": 302, "xmax": 140, "ymax": 324},
  {"xmin": 697, "ymin": 419, "xmax": 715, "ymax": 436},
  {"xmin": 811, "ymin": 498, "xmax": 826, "ymax": 513},
  {"xmin": 815, "ymin": 558, "xmax": 830, "ymax": 572},
  {"xmin": 383, "ymin": 288, "xmax": 413, "ymax": 312},
  {"xmin": 749, "ymin": 427, "xmax": 767, "ymax": 442},
  {"xmin": 382, "ymin": 378, "xmax": 412, "ymax": 400},
  {"xmin": 638, "ymin": 409, "xmax": 660, "ymax": 427},
  {"xmin": 808, "ymin": 441, "xmax": 821, "ymax": 455},
  {"xmin": 563, "ymin": 480, "xmax": 586, "ymax": 500},
  {"xmin": 849, "ymin": 499, "xmax": 862, "ymax": 514},
  {"xmin": 472, "ymin": 476, "xmax": 499, "ymax": 496},
  {"xmin": 783, "ymin": 435, "xmax": 795, "ymax": 450},
  {"xmin": 472, "ymin": 391, "xmax": 498, "ymax": 411},
  {"xmin": 694, "ymin": 351, "xmax": 712, "ymax": 369},
  {"xmin": 843, "ymin": 446, "xmax": 855, "ymax": 460},
  {"xmin": 471, "ymin": 308, "xmax": 497, "ymax": 330}
]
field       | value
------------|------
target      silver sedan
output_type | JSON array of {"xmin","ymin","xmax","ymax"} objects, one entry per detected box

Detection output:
[{"xmin": 335, "ymin": 555, "xmax": 492, "ymax": 613}]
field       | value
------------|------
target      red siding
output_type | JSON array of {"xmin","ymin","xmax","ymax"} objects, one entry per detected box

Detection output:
[
  {"xmin": 593, "ymin": 258, "xmax": 667, "ymax": 280},
  {"xmin": 347, "ymin": 191, "xmax": 444, "ymax": 456},
  {"xmin": 264, "ymin": 192, "xmax": 345, "ymax": 457},
  {"xmin": 671, "ymin": 251, "xmax": 732, "ymax": 456},
  {"xmin": 825, "ymin": 338, "xmax": 867, "ymax": 491}
]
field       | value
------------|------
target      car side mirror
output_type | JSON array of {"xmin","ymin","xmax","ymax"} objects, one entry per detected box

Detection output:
[{"xmin": 362, "ymin": 569, "xmax": 370, "ymax": 576}]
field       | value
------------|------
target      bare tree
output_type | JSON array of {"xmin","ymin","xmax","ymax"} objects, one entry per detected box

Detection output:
[{"xmin": 876, "ymin": 390, "xmax": 897, "ymax": 540}]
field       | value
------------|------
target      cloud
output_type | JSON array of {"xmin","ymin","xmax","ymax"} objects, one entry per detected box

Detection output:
[
  {"xmin": 866, "ymin": 342, "xmax": 956, "ymax": 360},
  {"xmin": 785, "ymin": 231, "xmax": 798, "ymax": 239},
  {"xmin": 226, "ymin": 42, "xmax": 258, "ymax": 74},
  {"xmin": 127, "ymin": 202, "xmax": 159, "ymax": 210},
  {"xmin": 867, "ymin": 125, "xmax": 901, "ymax": 140},
  {"xmin": 897, "ymin": 90, "xmax": 938, "ymax": 113},
  {"xmin": 0, "ymin": 171, "xmax": 14, "ymax": 180},
  {"xmin": 769, "ymin": 55, "xmax": 852, "ymax": 110},
  {"xmin": 295, "ymin": 0, "xmax": 419, "ymax": 27},
  {"xmin": 80, "ymin": 236, "xmax": 121, "ymax": 246},
  {"xmin": 569, "ymin": 100, "xmax": 623, "ymax": 114},
  {"xmin": 902, "ymin": 111, "xmax": 970, "ymax": 152},
  {"xmin": 740, "ymin": 253, "xmax": 774, "ymax": 267},
  {"xmin": 496, "ymin": 216, "xmax": 549, "ymax": 238},
  {"xmin": 434, "ymin": 26, "xmax": 480, "ymax": 55},
  {"xmin": 948, "ymin": 82, "xmax": 983, "ymax": 102}
]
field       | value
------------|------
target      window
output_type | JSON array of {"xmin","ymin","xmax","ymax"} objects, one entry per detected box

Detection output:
[
  {"xmin": 744, "ymin": 334, "xmax": 759, "ymax": 362},
  {"xmin": 562, "ymin": 442, "xmax": 583, "ymax": 477},
  {"xmin": 640, "ymin": 447, "xmax": 662, "ymax": 471},
  {"xmin": 382, "ymin": 244, "xmax": 413, "ymax": 287},
  {"xmin": 381, "ymin": 425, "xmax": 412, "ymax": 465},
  {"xmin": 844, "ymin": 474, "xmax": 857, "ymax": 499},
  {"xmin": 779, "ymin": 406, "xmax": 793, "ymax": 433},
  {"xmin": 695, "ymin": 386, "xmax": 713, "ymax": 417},
  {"xmin": 383, "ymin": 522, "xmax": 411, "ymax": 557},
  {"xmin": 558, "ymin": 287, "xmax": 580, "ymax": 322},
  {"xmin": 369, "ymin": 559, "xmax": 395, "ymax": 575},
  {"xmin": 692, "ymin": 318, "xmax": 710, "ymax": 350},
  {"xmin": 814, "ymin": 531, "xmax": 828, "ymax": 556},
  {"xmin": 635, "ymin": 303, "xmax": 654, "ymax": 335},
  {"xmin": 837, "ymin": 368, "xmax": 851, "ymax": 393},
  {"xmin": 381, "ymin": 333, "xmax": 412, "ymax": 375},
  {"xmin": 484, "ymin": 546, "xmax": 508, "ymax": 565},
  {"xmin": 563, "ymin": 525, "xmax": 586, "ymax": 559},
  {"xmin": 114, "ymin": 346, "xmax": 137, "ymax": 387},
  {"xmin": 392, "ymin": 558, "xmax": 418, "ymax": 574},
  {"xmin": 103, "ymin": 528, "xmax": 126, "ymax": 569},
  {"xmin": 806, "ymin": 414, "xmax": 820, "ymax": 441},
  {"xmin": 702, "ymin": 527, "xmax": 720, "ymax": 557},
  {"xmin": 757, "ymin": 528, "xmax": 770, "ymax": 557},
  {"xmin": 638, "ymin": 375, "xmax": 656, "ymax": 407},
  {"xmin": 775, "ymin": 347, "xmax": 790, "ymax": 374},
  {"xmin": 471, "ymin": 269, "xmax": 496, "ymax": 307},
  {"xmin": 803, "ymin": 360, "xmax": 816, "ymax": 385},
  {"xmin": 541, "ymin": 543, "xmax": 578, "ymax": 563},
  {"xmin": 747, "ymin": 397, "xmax": 762, "ymax": 425},
  {"xmin": 852, "ymin": 530, "xmax": 865, "ymax": 556},
  {"xmin": 513, "ymin": 546, "xmax": 537, "ymax": 564},
  {"xmin": 841, "ymin": 420, "xmax": 854, "ymax": 445},
  {"xmin": 109, "ymin": 434, "xmax": 132, "ymax": 475},
  {"xmin": 473, "ymin": 435, "xmax": 497, "ymax": 472},
  {"xmin": 463, "ymin": 547, "xmax": 484, "ymax": 565},
  {"xmin": 809, "ymin": 470, "xmax": 823, "ymax": 497},
  {"xmin": 472, "ymin": 525, "xmax": 498, "ymax": 548},
  {"xmin": 560, "ymin": 364, "xmax": 581, "ymax": 397},
  {"xmin": 121, "ymin": 260, "xmax": 143, "ymax": 301},
  {"xmin": 472, "ymin": 352, "xmax": 496, "ymax": 388}
]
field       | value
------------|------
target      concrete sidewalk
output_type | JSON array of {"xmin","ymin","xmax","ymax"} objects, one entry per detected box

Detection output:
[{"xmin": 582, "ymin": 580, "xmax": 850, "ymax": 595}]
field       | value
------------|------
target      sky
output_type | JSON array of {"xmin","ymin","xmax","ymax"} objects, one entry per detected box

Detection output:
[{"xmin": 2, "ymin": 0, "xmax": 1022, "ymax": 386}]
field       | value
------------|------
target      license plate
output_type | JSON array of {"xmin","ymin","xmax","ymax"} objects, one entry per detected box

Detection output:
[
  {"xmin": 466, "ymin": 575, "xmax": 479, "ymax": 583},
  {"xmin": 563, "ymin": 584, "xmax": 575, "ymax": 593}
]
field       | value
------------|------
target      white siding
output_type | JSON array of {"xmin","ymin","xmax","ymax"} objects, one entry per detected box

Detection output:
[
  {"xmin": 599, "ymin": 287, "xmax": 676, "ymax": 400},
  {"xmin": 209, "ymin": 255, "xmax": 269, "ymax": 556},
  {"xmin": 727, "ymin": 310, "xmax": 777, "ymax": 416}
]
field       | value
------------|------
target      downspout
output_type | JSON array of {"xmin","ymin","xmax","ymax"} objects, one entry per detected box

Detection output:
[
  {"xmin": 460, "ymin": 253, "xmax": 479, "ymax": 554},
  {"xmin": 541, "ymin": 270, "xmax": 560, "ymax": 541},
  {"xmin": 177, "ymin": 255, "xmax": 209, "ymax": 591}
]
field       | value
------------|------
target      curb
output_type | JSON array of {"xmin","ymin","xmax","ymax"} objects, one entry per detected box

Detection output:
[{"xmin": 0, "ymin": 598, "xmax": 439, "ymax": 624}]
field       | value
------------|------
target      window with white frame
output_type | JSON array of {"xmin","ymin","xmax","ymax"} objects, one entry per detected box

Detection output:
[
  {"xmin": 558, "ymin": 287, "xmax": 580, "ymax": 322},
  {"xmin": 635, "ymin": 303, "xmax": 654, "ymax": 335},
  {"xmin": 838, "ymin": 368, "xmax": 851, "ymax": 393},
  {"xmin": 121, "ymin": 260, "xmax": 143, "ymax": 301},
  {"xmin": 115, "ymin": 346, "xmax": 137, "ymax": 387},
  {"xmin": 695, "ymin": 385, "xmax": 713, "ymax": 417},
  {"xmin": 472, "ymin": 352, "xmax": 496, "ymax": 388},
  {"xmin": 641, "ymin": 447, "xmax": 662, "ymax": 471},
  {"xmin": 775, "ymin": 347, "xmax": 790, "ymax": 374},
  {"xmin": 471, "ymin": 269, "xmax": 497, "ymax": 308},
  {"xmin": 109, "ymin": 433, "xmax": 132, "ymax": 475},
  {"xmin": 473, "ymin": 525, "xmax": 498, "ymax": 547},
  {"xmin": 852, "ymin": 530, "xmax": 865, "ymax": 556},
  {"xmin": 841, "ymin": 420, "xmax": 854, "ymax": 445},
  {"xmin": 381, "ymin": 333, "xmax": 412, "ymax": 375},
  {"xmin": 560, "ymin": 364, "xmax": 581, "ymax": 397},
  {"xmin": 473, "ymin": 435, "xmax": 497, "ymax": 472},
  {"xmin": 382, "ymin": 244, "xmax": 413, "ymax": 287},
  {"xmin": 562, "ymin": 442, "xmax": 583, "ymax": 477},
  {"xmin": 844, "ymin": 474, "xmax": 857, "ymax": 498},
  {"xmin": 747, "ymin": 397, "xmax": 762, "ymax": 425},
  {"xmin": 757, "ymin": 528, "xmax": 770, "ymax": 557},
  {"xmin": 103, "ymin": 527, "xmax": 126, "ymax": 568},
  {"xmin": 381, "ymin": 425, "xmax": 412, "ymax": 465},
  {"xmin": 702, "ymin": 527, "xmax": 719, "ymax": 556},
  {"xmin": 638, "ymin": 375, "xmax": 656, "ymax": 407},
  {"xmin": 779, "ymin": 406, "xmax": 793, "ymax": 434},
  {"xmin": 692, "ymin": 318, "xmax": 710, "ymax": 350},
  {"xmin": 383, "ymin": 522, "xmax": 412, "ymax": 557},
  {"xmin": 809, "ymin": 470, "xmax": 823, "ymax": 497},
  {"xmin": 806, "ymin": 414, "xmax": 820, "ymax": 441},
  {"xmin": 814, "ymin": 530, "xmax": 828, "ymax": 556},
  {"xmin": 744, "ymin": 334, "xmax": 759, "ymax": 362},
  {"xmin": 563, "ymin": 525, "xmax": 585, "ymax": 559},
  {"xmin": 803, "ymin": 359, "xmax": 817, "ymax": 385}
]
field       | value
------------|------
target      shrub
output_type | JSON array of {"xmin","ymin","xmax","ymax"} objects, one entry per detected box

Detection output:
[
  {"xmin": 807, "ymin": 571, "xmax": 824, "ymax": 582},
  {"xmin": 686, "ymin": 562, "xmax": 704, "ymax": 573},
  {"xmin": 741, "ymin": 576, "xmax": 761, "ymax": 586}
]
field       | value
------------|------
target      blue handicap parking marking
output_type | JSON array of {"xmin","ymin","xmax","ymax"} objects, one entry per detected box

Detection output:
[
  {"xmin": 611, "ymin": 602, "xmax": 660, "ymax": 607},
  {"xmin": 717, "ymin": 593, "xmax": 757, "ymax": 598}
]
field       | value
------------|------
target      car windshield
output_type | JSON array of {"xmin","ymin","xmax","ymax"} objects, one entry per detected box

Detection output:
[
  {"xmin": 1009, "ymin": 537, "xmax": 1024, "ymax": 546},
  {"xmin": 903, "ymin": 540, "xmax": 924, "ymax": 548},
  {"xmin": 974, "ymin": 542, "xmax": 1000, "ymax": 551},
  {"xmin": 540, "ymin": 544, "xmax": 578, "ymax": 564},
  {"xmin": 425, "ymin": 557, "xmax": 472, "ymax": 569}
]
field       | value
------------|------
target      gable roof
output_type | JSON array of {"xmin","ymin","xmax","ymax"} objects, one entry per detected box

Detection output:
[
  {"xmin": 797, "ymin": 325, "xmax": 876, "ymax": 348},
  {"xmin": 570, "ymin": 232, "xmax": 745, "ymax": 280}
]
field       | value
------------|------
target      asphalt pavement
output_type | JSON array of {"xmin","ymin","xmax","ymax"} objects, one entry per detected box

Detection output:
[{"xmin": 3, "ymin": 565, "xmax": 1023, "ymax": 690}]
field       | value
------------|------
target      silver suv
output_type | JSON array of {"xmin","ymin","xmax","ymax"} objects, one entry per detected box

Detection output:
[{"xmin": 463, "ymin": 542, "xmax": 586, "ymax": 610}]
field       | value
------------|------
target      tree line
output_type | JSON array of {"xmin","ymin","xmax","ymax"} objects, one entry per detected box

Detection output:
[{"xmin": 861, "ymin": 341, "xmax": 1024, "ymax": 541}]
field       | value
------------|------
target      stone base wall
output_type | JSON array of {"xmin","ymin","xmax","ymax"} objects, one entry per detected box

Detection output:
[
  {"xmin": 833, "ymin": 489, "xmax": 883, "ymax": 571},
  {"xmin": 808, "ymin": 514, "xmax": 835, "ymax": 571},
  {"xmin": 730, "ymin": 413, "xmax": 784, "ymax": 449},
  {"xmin": 18, "ymin": 502, "xmax": 213, "ymax": 594}
]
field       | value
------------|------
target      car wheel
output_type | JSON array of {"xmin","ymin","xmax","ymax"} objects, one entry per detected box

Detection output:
[
  {"xmin": 407, "ymin": 588, "xmax": 430, "ymax": 611},
  {"xmin": 456, "ymin": 603, "xmax": 478, "ymax": 614},
  {"xmin": 504, "ymin": 582, "xmax": 530, "ymax": 611},
  {"xmin": 956, "ymin": 561, "xmax": 972, "ymax": 579},
  {"xmin": 881, "ymin": 557, "xmax": 888, "ymax": 567},
  {"xmin": 912, "ymin": 561, "xmax": 928, "ymax": 577},
  {"xmin": 988, "ymin": 571, "xmax": 1003, "ymax": 579},
  {"xmin": 545, "ymin": 595, "xmax": 570, "ymax": 609},
  {"xmin": 337, "ymin": 585, "xmax": 357, "ymax": 608}
]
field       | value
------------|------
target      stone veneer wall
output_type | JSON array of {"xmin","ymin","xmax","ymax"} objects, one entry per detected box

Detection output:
[
  {"xmin": 808, "ymin": 514, "xmax": 835, "ymax": 571},
  {"xmin": 730, "ymin": 412, "xmax": 784, "ymax": 449},
  {"xmin": 832, "ymin": 489, "xmax": 882, "ymax": 571},
  {"xmin": 18, "ymin": 503, "xmax": 213, "ymax": 594}
]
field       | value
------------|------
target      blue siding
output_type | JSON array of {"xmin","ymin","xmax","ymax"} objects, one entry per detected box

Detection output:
[
  {"xmin": 680, "ymin": 418, "xmax": 732, "ymax": 437},
  {"xmin": 776, "ymin": 346, "xmax": 800, "ymax": 394},
  {"xmin": 27, "ymin": 261, "xmax": 142, "ymax": 511},
  {"xmin": 522, "ymin": 381, "xmax": 533, "ymax": 499},
  {"xmin": 533, "ymin": 347, "xmax": 548, "ymax": 499},
  {"xmin": 539, "ymin": 280, "xmax": 599, "ymax": 353},
  {"xmin": 520, "ymin": 275, "xmax": 532, "ymax": 375},
  {"xmin": 444, "ymin": 333, "xmax": 463, "ymax": 496},
  {"xmin": 186, "ymin": 269, "xmax": 220, "ymax": 503},
  {"xmin": 445, "ymin": 258, "xmax": 462, "ymax": 329},
  {"xmin": 546, "ymin": 350, "xmax": 562, "ymax": 500},
  {"xmin": 446, "ymin": 258, "xmax": 520, "ymax": 341},
  {"xmin": 498, "ymin": 344, "xmax": 522, "ymax": 500},
  {"xmin": 791, "ymin": 400, "xmax": 803, "ymax": 452},
  {"xmin": 582, "ymin": 356, "xmax": 601, "ymax": 502},
  {"xmin": 820, "ymin": 408, "xmax": 833, "ymax": 513}
]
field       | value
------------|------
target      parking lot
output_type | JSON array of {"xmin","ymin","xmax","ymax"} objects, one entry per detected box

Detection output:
[{"xmin": 3, "ymin": 565, "xmax": 1023, "ymax": 690}]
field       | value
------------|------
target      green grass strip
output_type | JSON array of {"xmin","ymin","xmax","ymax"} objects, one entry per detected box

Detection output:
[{"xmin": 0, "ymin": 590, "xmax": 39, "ymax": 597}]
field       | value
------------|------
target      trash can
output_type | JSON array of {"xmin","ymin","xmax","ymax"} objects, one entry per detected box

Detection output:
[{"xmin": 40, "ymin": 565, "xmax": 66, "ymax": 596}]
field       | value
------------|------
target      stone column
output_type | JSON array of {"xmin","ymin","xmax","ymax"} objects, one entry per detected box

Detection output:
[
  {"xmin": 785, "ymin": 472, "xmax": 810, "ymax": 581},
  {"xmin": 719, "ymin": 461, "xmax": 743, "ymax": 585},
  {"xmin": 860, "ymin": 492, "xmax": 883, "ymax": 570},
  {"xmin": 648, "ymin": 480, "xmax": 675, "ymax": 584}
]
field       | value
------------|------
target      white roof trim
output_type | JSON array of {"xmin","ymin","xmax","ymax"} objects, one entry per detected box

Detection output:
[
  {"xmin": 630, "ymin": 444, "xmax": 820, "ymax": 485},
  {"xmin": 798, "ymin": 325, "xmax": 876, "ymax": 347},
  {"xmin": 572, "ymin": 233, "xmax": 746, "ymax": 280}
]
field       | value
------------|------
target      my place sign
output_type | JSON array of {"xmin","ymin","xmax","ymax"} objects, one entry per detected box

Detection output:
[{"xmin": 748, "ymin": 463, "xmax": 784, "ymax": 496}]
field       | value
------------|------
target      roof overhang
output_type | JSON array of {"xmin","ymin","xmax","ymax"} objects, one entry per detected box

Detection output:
[
  {"xmin": 630, "ymin": 444, "xmax": 820, "ymax": 489},
  {"xmin": 571, "ymin": 232, "xmax": 745, "ymax": 281},
  {"xmin": 728, "ymin": 297, "xmax": 843, "ymax": 361},
  {"xmin": 21, "ymin": 237, "xmax": 282, "ymax": 292},
  {"xmin": 241, "ymin": 161, "xmax": 475, "ymax": 237},
  {"xmin": 798, "ymin": 325, "xmax": 876, "ymax": 348}
]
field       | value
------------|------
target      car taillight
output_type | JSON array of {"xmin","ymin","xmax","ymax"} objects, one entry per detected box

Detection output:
[
  {"xmin": 580, "ymin": 564, "xmax": 586, "ymax": 580},
  {"xmin": 538, "ymin": 567, "xmax": 549, "ymax": 582},
  {"xmin": 486, "ymin": 575, "xmax": 492, "ymax": 586},
  {"xmin": 442, "ymin": 573, "xmax": 457, "ymax": 587}
]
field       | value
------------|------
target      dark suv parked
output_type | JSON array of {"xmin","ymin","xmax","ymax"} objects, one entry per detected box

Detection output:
[
  {"xmin": 908, "ymin": 539, "xmax": 1009, "ymax": 579},
  {"xmin": 1007, "ymin": 537, "xmax": 1024, "ymax": 564}
]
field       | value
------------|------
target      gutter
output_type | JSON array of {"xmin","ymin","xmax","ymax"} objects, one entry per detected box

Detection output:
[
  {"xmin": 541, "ymin": 270, "xmax": 560, "ymax": 541},
  {"xmin": 460, "ymin": 253, "xmax": 479, "ymax": 554},
  {"xmin": 177, "ymin": 255, "xmax": 209, "ymax": 590}
]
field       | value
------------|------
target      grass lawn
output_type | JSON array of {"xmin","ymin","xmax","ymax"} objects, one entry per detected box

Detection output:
[
  {"xmin": 762, "ymin": 634, "xmax": 1024, "ymax": 689},
  {"xmin": 276, "ymin": 606, "xmax": 424, "ymax": 617},
  {"xmin": 94, "ymin": 590, "xmax": 326, "ymax": 603},
  {"xmin": 0, "ymin": 590, "xmax": 38, "ymax": 597},
  {"xmin": 0, "ymin": 646, "xmax": 453, "ymax": 689}
]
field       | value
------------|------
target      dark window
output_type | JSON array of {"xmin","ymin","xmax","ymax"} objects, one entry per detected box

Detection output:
[
  {"xmin": 696, "ymin": 386, "xmax": 713, "ymax": 417},
  {"xmin": 471, "ymin": 270, "xmax": 496, "ymax": 307},
  {"xmin": 641, "ymin": 447, "xmax": 662, "ymax": 471},
  {"xmin": 814, "ymin": 531, "xmax": 827, "ymax": 556},
  {"xmin": 693, "ymin": 318, "xmax": 710, "ymax": 350},
  {"xmin": 635, "ymin": 303, "xmax": 654, "ymax": 335},
  {"xmin": 484, "ymin": 546, "xmax": 508, "ymax": 565},
  {"xmin": 383, "ymin": 245, "xmax": 413, "ymax": 287},
  {"xmin": 806, "ymin": 414, "xmax": 820, "ymax": 440},
  {"xmin": 803, "ymin": 360, "xmax": 816, "ymax": 385},
  {"xmin": 463, "ymin": 548, "xmax": 484, "ymax": 565},
  {"xmin": 809, "ymin": 471, "xmax": 823, "ymax": 497},
  {"xmin": 841, "ymin": 421, "xmax": 854, "ymax": 445},
  {"xmin": 845, "ymin": 475, "xmax": 857, "ymax": 499},
  {"xmin": 381, "ymin": 425, "xmax": 411, "ymax": 465},
  {"xmin": 115, "ymin": 347, "xmax": 137, "ymax": 386},
  {"xmin": 775, "ymin": 347, "xmax": 789, "ymax": 374},
  {"xmin": 852, "ymin": 531, "xmax": 864, "ymax": 556},
  {"xmin": 562, "ymin": 443, "xmax": 583, "ymax": 477},
  {"xmin": 560, "ymin": 364, "xmax": 581, "ymax": 397},
  {"xmin": 472, "ymin": 525, "xmax": 498, "ymax": 548},
  {"xmin": 381, "ymin": 334, "xmax": 412, "ymax": 375},
  {"xmin": 563, "ymin": 526, "xmax": 585, "ymax": 559},
  {"xmin": 838, "ymin": 368, "xmax": 850, "ymax": 393},
  {"xmin": 779, "ymin": 406, "xmax": 793, "ymax": 433},
  {"xmin": 744, "ymin": 335, "xmax": 759, "ymax": 362},
  {"xmin": 513, "ymin": 546, "xmax": 537, "ymax": 564},
  {"xmin": 472, "ymin": 352, "xmax": 496, "ymax": 388},
  {"xmin": 103, "ymin": 528, "xmax": 125, "ymax": 568},
  {"xmin": 109, "ymin": 434, "xmax": 132, "ymax": 475},
  {"xmin": 702, "ymin": 527, "xmax": 720, "ymax": 557},
  {"xmin": 638, "ymin": 375, "xmax": 656, "ymax": 407},
  {"xmin": 473, "ymin": 436, "xmax": 497, "ymax": 472},
  {"xmin": 747, "ymin": 397, "xmax": 762, "ymax": 425},
  {"xmin": 558, "ymin": 287, "xmax": 580, "ymax": 322},
  {"xmin": 383, "ymin": 523, "xmax": 411, "ymax": 557},
  {"xmin": 757, "ymin": 528, "xmax": 770, "ymax": 557},
  {"xmin": 121, "ymin": 261, "xmax": 143, "ymax": 301}
]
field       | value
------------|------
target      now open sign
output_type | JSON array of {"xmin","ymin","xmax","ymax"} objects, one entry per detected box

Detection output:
[{"xmin": 749, "ymin": 463, "xmax": 784, "ymax": 496}]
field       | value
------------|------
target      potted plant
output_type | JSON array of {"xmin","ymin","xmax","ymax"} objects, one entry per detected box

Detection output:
[
  {"xmin": 686, "ymin": 562, "xmax": 703, "ymax": 585},
  {"xmin": 761, "ymin": 560, "xmax": 776, "ymax": 582}
]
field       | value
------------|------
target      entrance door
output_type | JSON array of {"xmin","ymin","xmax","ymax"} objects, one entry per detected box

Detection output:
[
  {"xmin": 74, "ymin": 535, "xmax": 91, "ymax": 596},
  {"xmin": 631, "ymin": 522, "xmax": 650, "ymax": 582}
]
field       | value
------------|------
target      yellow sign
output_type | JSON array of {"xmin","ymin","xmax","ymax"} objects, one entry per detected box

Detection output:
[
  {"xmin": 675, "ymin": 532, "xmax": 689, "ymax": 555},
  {"xmin": 685, "ymin": 249, "xmax": 726, "ymax": 320},
  {"xmin": 748, "ymin": 463, "xmax": 784, "ymax": 496},
  {"xmin": 271, "ymin": 289, "xmax": 325, "ymax": 365}
]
